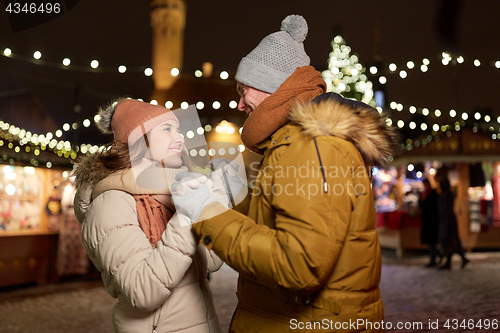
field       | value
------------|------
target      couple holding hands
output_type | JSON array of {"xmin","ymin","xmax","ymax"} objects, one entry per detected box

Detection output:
[{"xmin": 73, "ymin": 15, "xmax": 398, "ymax": 333}]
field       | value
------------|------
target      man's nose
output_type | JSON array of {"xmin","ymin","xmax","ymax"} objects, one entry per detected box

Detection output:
[{"xmin": 238, "ymin": 97, "xmax": 246, "ymax": 111}]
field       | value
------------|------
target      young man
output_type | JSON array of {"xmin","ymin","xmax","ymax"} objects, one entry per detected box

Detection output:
[{"xmin": 173, "ymin": 15, "xmax": 398, "ymax": 332}]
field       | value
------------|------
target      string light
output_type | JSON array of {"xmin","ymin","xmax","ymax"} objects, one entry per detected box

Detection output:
[{"xmin": 4, "ymin": 46, "xmax": 499, "ymax": 89}]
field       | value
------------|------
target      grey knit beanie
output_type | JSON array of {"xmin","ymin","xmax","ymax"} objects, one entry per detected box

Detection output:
[{"xmin": 235, "ymin": 15, "xmax": 310, "ymax": 94}]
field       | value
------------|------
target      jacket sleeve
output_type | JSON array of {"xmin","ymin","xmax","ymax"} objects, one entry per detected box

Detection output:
[
  {"xmin": 82, "ymin": 190, "xmax": 195, "ymax": 311},
  {"xmin": 193, "ymin": 137, "xmax": 354, "ymax": 295},
  {"xmin": 204, "ymin": 247, "xmax": 224, "ymax": 273},
  {"xmin": 73, "ymin": 184, "xmax": 93, "ymax": 224},
  {"xmin": 232, "ymin": 186, "xmax": 251, "ymax": 215}
]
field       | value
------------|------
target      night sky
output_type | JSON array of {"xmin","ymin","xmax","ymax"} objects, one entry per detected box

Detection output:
[{"xmin": 1, "ymin": 0, "xmax": 500, "ymax": 145}]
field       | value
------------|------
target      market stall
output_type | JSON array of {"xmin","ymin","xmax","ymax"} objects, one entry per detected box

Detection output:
[
  {"xmin": 0, "ymin": 122, "xmax": 79, "ymax": 287},
  {"xmin": 375, "ymin": 129, "xmax": 500, "ymax": 258}
]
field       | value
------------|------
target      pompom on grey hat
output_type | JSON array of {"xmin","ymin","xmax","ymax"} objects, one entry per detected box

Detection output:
[{"xmin": 235, "ymin": 15, "xmax": 310, "ymax": 94}]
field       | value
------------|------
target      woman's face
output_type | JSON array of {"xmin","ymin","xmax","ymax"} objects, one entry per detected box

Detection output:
[{"xmin": 146, "ymin": 120, "xmax": 185, "ymax": 167}]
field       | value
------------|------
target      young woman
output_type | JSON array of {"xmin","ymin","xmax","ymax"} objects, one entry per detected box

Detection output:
[{"xmin": 73, "ymin": 98, "xmax": 222, "ymax": 333}]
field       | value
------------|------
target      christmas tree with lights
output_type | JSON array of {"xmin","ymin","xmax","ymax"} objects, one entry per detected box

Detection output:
[{"xmin": 321, "ymin": 35, "xmax": 375, "ymax": 106}]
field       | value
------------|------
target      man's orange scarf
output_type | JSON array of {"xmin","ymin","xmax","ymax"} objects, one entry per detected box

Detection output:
[{"xmin": 240, "ymin": 66, "xmax": 326, "ymax": 154}]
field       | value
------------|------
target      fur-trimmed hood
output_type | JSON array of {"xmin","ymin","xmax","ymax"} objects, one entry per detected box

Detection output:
[
  {"xmin": 289, "ymin": 92, "xmax": 399, "ymax": 167},
  {"xmin": 72, "ymin": 152, "xmax": 115, "ymax": 189}
]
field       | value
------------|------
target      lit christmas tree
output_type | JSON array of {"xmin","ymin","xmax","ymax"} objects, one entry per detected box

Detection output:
[{"xmin": 321, "ymin": 35, "xmax": 375, "ymax": 106}]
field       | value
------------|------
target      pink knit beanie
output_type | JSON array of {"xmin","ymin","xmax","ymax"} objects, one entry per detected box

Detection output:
[{"xmin": 96, "ymin": 98, "xmax": 179, "ymax": 145}]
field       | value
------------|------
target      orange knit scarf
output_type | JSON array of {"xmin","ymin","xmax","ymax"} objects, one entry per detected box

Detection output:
[
  {"xmin": 134, "ymin": 194, "xmax": 175, "ymax": 246},
  {"xmin": 240, "ymin": 66, "xmax": 326, "ymax": 154}
]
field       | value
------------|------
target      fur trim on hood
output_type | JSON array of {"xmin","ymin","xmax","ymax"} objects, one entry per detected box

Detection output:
[
  {"xmin": 72, "ymin": 152, "xmax": 116, "ymax": 189},
  {"xmin": 289, "ymin": 93, "xmax": 400, "ymax": 167}
]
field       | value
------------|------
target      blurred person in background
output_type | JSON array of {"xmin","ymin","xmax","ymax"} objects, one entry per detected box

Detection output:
[
  {"xmin": 419, "ymin": 178, "xmax": 441, "ymax": 267},
  {"xmin": 437, "ymin": 178, "xmax": 469, "ymax": 270}
]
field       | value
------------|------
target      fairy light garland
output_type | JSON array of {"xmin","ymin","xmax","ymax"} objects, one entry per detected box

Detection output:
[
  {"xmin": 386, "ymin": 100, "xmax": 500, "ymax": 134},
  {"xmin": 0, "ymin": 120, "xmax": 82, "ymax": 167},
  {"xmin": 48, "ymin": 97, "xmax": 240, "ymax": 139},
  {"xmin": 2, "ymin": 47, "xmax": 234, "ymax": 80},
  {"xmin": 371, "ymin": 52, "xmax": 500, "ymax": 87},
  {"xmin": 390, "ymin": 112, "xmax": 500, "ymax": 154}
]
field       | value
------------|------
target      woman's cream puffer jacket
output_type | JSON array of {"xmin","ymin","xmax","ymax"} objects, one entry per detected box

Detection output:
[{"xmin": 74, "ymin": 169, "xmax": 223, "ymax": 333}]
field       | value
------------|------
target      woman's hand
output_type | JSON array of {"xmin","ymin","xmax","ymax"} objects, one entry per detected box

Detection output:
[{"xmin": 171, "ymin": 172, "xmax": 217, "ymax": 224}]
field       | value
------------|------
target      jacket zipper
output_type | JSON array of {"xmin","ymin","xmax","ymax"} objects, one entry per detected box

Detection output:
[
  {"xmin": 195, "ymin": 254, "xmax": 211, "ymax": 333},
  {"xmin": 152, "ymin": 303, "xmax": 163, "ymax": 333},
  {"xmin": 313, "ymin": 138, "xmax": 328, "ymax": 193}
]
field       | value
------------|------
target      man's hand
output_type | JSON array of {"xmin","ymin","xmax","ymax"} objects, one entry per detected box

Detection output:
[
  {"xmin": 209, "ymin": 159, "xmax": 244, "ymax": 207},
  {"xmin": 171, "ymin": 172, "xmax": 217, "ymax": 224}
]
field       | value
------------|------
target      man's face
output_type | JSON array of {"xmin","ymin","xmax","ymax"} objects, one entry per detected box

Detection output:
[{"xmin": 236, "ymin": 82, "xmax": 271, "ymax": 116}]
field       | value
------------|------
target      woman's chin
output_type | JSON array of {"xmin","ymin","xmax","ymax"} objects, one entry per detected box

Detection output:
[{"xmin": 160, "ymin": 156, "xmax": 183, "ymax": 168}]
